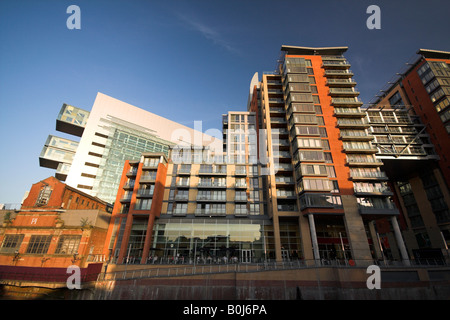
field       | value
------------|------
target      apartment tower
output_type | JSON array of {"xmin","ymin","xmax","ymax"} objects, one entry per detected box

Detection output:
[{"xmin": 249, "ymin": 45, "xmax": 408, "ymax": 264}]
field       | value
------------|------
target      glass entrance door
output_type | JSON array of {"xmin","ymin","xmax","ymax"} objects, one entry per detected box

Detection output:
[{"xmin": 241, "ymin": 249, "xmax": 252, "ymax": 263}]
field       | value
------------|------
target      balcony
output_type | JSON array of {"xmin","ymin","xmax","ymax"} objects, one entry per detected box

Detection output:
[
  {"xmin": 234, "ymin": 195, "xmax": 248, "ymax": 202},
  {"xmin": 123, "ymin": 182, "xmax": 135, "ymax": 190},
  {"xmin": 272, "ymin": 151, "xmax": 292, "ymax": 158},
  {"xmin": 198, "ymin": 182, "xmax": 227, "ymax": 188},
  {"xmin": 198, "ymin": 168, "xmax": 227, "ymax": 175},
  {"xmin": 196, "ymin": 195, "xmax": 226, "ymax": 202},
  {"xmin": 326, "ymin": 79, "xmax": 357, "ymax": 87},
  {"xmin": 136, "ymin": 190, "xmax": 154, "ymax": 198},
  {"xmin": 267, "ymin": 80, "xmax": 282, "ymax": 86},
  {"xmin": 334, "ymin": 108, "xmax": 366, "ymax": 118},
  {"xmin": 120, "ymin": 195, "xmax": 132, "ymax": 203},
  {"xmin": 271, "ymin": 128, "xmax": 289, "ymax": 136},
  {"xmin": 277, "ymin": 204, "xmax": 298, "ymax": 212},
  {"xmin": 269, "ymin": 107, "xmax": 285, "ymax": 115},
  {"xmin": 322, "ymin": 60, "xmax": 351, "ymax": 69},
  {"xmin": 139, "ymin": 174, "xmax": 156, "ymax": 183},
  {"xmin": 172, "ymin": 209, "xmax": 187, "ymax": 217},
  {"xmin": 347, "ymin": 159, "xmax": 384, "ymax": 167},
  {"xmin": 324, "ymin": 69, "xmax": 354, "ymax": 77},
  {"xmin": 358, "ymin": 204, "xmax": 399, "ymax": 216},
  {"xmin": 174, "ymin": 194, "xmax": 189, "ymax": 201},
  {"xmin": 270, "ymin": 117, "xmax": 287, "ymax": 127},
  {"xmin": 234, "ymin": 209, "xmax": 249, "ymax": 217},
  {"xmin": 343, "ymin": 146, "xmax": 378, "ymax": 154},
  {"xmin": 268, "ymin": 98, "xmax": 285, "ymax": 105},
  {"xmin": 233, "ymin": 183, "xmax": 248, "ymax": 189},
  {"xmin": 340, "ymin": 133, "xmax": 374, "ymax": 141},
  {"xmin": 354, "ymin": 186, "xmax": 393, "ymax": 196},
  {"xmin": 350, "ymin": 171, "xmax": 388, "ymax": 181},
  {"xmin": 194, "ymin": 209, "xmax": 227, "ymax": 217},
  {"xmin": 329, "ymin": 88, "xmax": 359, "ymax": 97},
  {"xmin": 331, "ymin": 98, "xmax": 364, "ymax": 107},
  {"xmin": 275, "ymin": 176, "xmax": 295, "ymax": 185},
  {"xmin": 126, "ymin": 169, "xmax": 138, "ymax": 177},
  {"xmin": 336, "ymin": 119, "xmax": 370, "ymax": 129}
]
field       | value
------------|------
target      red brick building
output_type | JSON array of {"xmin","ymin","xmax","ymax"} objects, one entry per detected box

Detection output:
[{"xmin": 0, "ymin": 176, "xmax": 112, "ymax": 269}]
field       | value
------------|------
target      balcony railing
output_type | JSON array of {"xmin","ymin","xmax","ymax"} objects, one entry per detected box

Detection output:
[
  {"xmin": 234, "ymin": 209, "xmax": 249, "ymax": 216},
  {"xmin": 358, "ymin": 203, "xmax": 399, "ymax": 215},
  {"xmin": 350, "ymin": 171, "xmax": 388, "ymax": 180},
  {"xmin": 196, "ymin": 195, "xmax": 226, "ymax": 202},
  {"xmin": 277, "ymin": 205, "xmax": 298, "ymax": 212},
  {"xmin": 194, "ymin": 209, "xmax": 227, "ymax": 217},
  {"xmin": 354, "ymin": 186, "xmax": 393, "ymax": 195},
  {"xmin": 198, "ymin": 182, "xmax": 227, "ymax": 188}
]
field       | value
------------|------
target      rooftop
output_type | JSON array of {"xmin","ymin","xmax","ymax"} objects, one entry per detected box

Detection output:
[{"xmin": 281, "ymin": 45, "xmax": 348, "ymax": 56}]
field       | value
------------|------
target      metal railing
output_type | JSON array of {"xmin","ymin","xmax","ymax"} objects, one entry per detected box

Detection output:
[{"xmin": 97, "ymin": 258, "xmax": 450, "ymax": 282}]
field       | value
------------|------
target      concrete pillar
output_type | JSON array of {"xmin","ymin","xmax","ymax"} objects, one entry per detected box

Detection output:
[
  {"xmin": 298, "ymin": 215, "xmax": 314, "ymax": 261},
  {"xmin": 117, "ymin": 214, "xmax": 133, "ymax": 264},
  {"xmin": 341, "ymin": 195, "xmax": 372, "ymax": 265},
  {"xmin": 273, "ymin": 215, "xmax": 282, "ymax": 262},
  {"xmin": 308, "ymin": 213, "xmax": 320, "ymax": 264},
  {"xmin": 140, "ymin": 214, "xmax": 156, "ymax": 264},
  {"xmin": 391, "ymin": 216, "xmax": 410, "ymax": 266},
  {"xmin": 368, "ymin": 220, "xmax": 383, "ymax": 260}
]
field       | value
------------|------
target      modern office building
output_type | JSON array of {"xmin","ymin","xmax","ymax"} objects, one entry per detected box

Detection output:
[
  {"xmin": 39, "ymin": 92, "xmax": 222, "ymax": 205},
  {"xmin": 369, "ymin": 49, "xmax": 450, "ymax": 260}
]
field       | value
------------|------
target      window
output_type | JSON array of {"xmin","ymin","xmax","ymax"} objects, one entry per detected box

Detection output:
[
  {"xmin": 294, "ymin": 138, "xmax": 322, "ymax": 149},
  {"xmin": 249, "ymin": 203, "xmax": 260, "ymax": 214},
  {"xmin": 298, "ymin": 178, "xmax": 333, "ymax": 192},
  {"xmin": 55, "ymin": 235, "xmax": 81, "ymax": 254},
  {"xmin": 296, "ymin": 150, "xmax": 325, "ymax": 161},
  {"xmin": 36, "ymin": 185, "xmax": 52, "ymax": 206},
  {"xmin": 135, "ymin": 198, "xmax": 152, "ymax": 210},
  {"xmin": 172, "ymin": 202, "xmax": 188, "ymax": 215},
  {"xmin": 297, "ymin": 164, "xmax": 327, "ymax": 176},
  {"xmin": 299, "ymin": 194, "xmax": 342, "ymax": 209},
  {"xmin": 143, "ymin": 157, "xmax": 160, "ymax": 167},
  {"xmin": 26, "ymin": 235, "xmax": 52, "ymax": 254},
  {"xmin": 0, "ymin": 234, "xmax": 24, "ymax": 253},
  {"xmin": 292, "ymin": 125, "xmax": 320, "ymax": 136}
]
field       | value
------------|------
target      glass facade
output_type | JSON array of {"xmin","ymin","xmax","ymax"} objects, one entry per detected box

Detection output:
[
  {"xmin": 93, "ymin": 125, "xmax": 171, "ymax": 204},
  {"xmin": 147, "ymin": 219, "xmax": 284, "ymax": 264},
  {"xmin": 57, "ymin": 104, "xmax": 90, "ymax": 128}
]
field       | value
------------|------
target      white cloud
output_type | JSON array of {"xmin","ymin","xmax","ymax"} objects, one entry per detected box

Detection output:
[{"xmin": 176, "ymin": 13, "xmax": 240, "ymax": 55}]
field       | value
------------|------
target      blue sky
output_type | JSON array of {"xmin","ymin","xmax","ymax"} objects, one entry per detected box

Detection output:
[{"xmin": 1, "ymin": 0, "xmax": 449, "ymax": 204}]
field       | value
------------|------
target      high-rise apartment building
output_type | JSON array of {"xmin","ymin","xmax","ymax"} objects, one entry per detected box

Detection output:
[
  {"xmin": 39, "ymin": 92, "xmax": 222, "ymax": 204},
  {"xmin": 369, "ymin": 49, "xmax": 450, "ymax": 260},
  {"xmin": 105, "ymin": 148, "xmax": 267, "ymax": 264},
  {"xmin": 248, "ymin": 45, "xmax": 409, "ymax": 264}
]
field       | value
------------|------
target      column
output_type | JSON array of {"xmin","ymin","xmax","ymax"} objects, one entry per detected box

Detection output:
[
  {"xmin": 308, "ymin": 213, "xmax": 320, "ymax": 265},
  {"xmin": 391, "ymin": 216, "xmax": 410, "ymax": 266},
  {"xmin": 368, "ymin": 220, "xmax": 383, "ymax": 260},
  {"xmin": 141, "ymin": 214, "xmax": 156, "ymax": 264},
  {"xmin": 117, "ymin": 214, "xmax": 133, "ymax": 264}
]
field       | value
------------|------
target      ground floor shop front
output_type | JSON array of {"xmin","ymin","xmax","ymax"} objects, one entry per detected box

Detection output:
[{"xmin": 107, "ymin": 215, "xmax": 405, "ymax": 265}]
